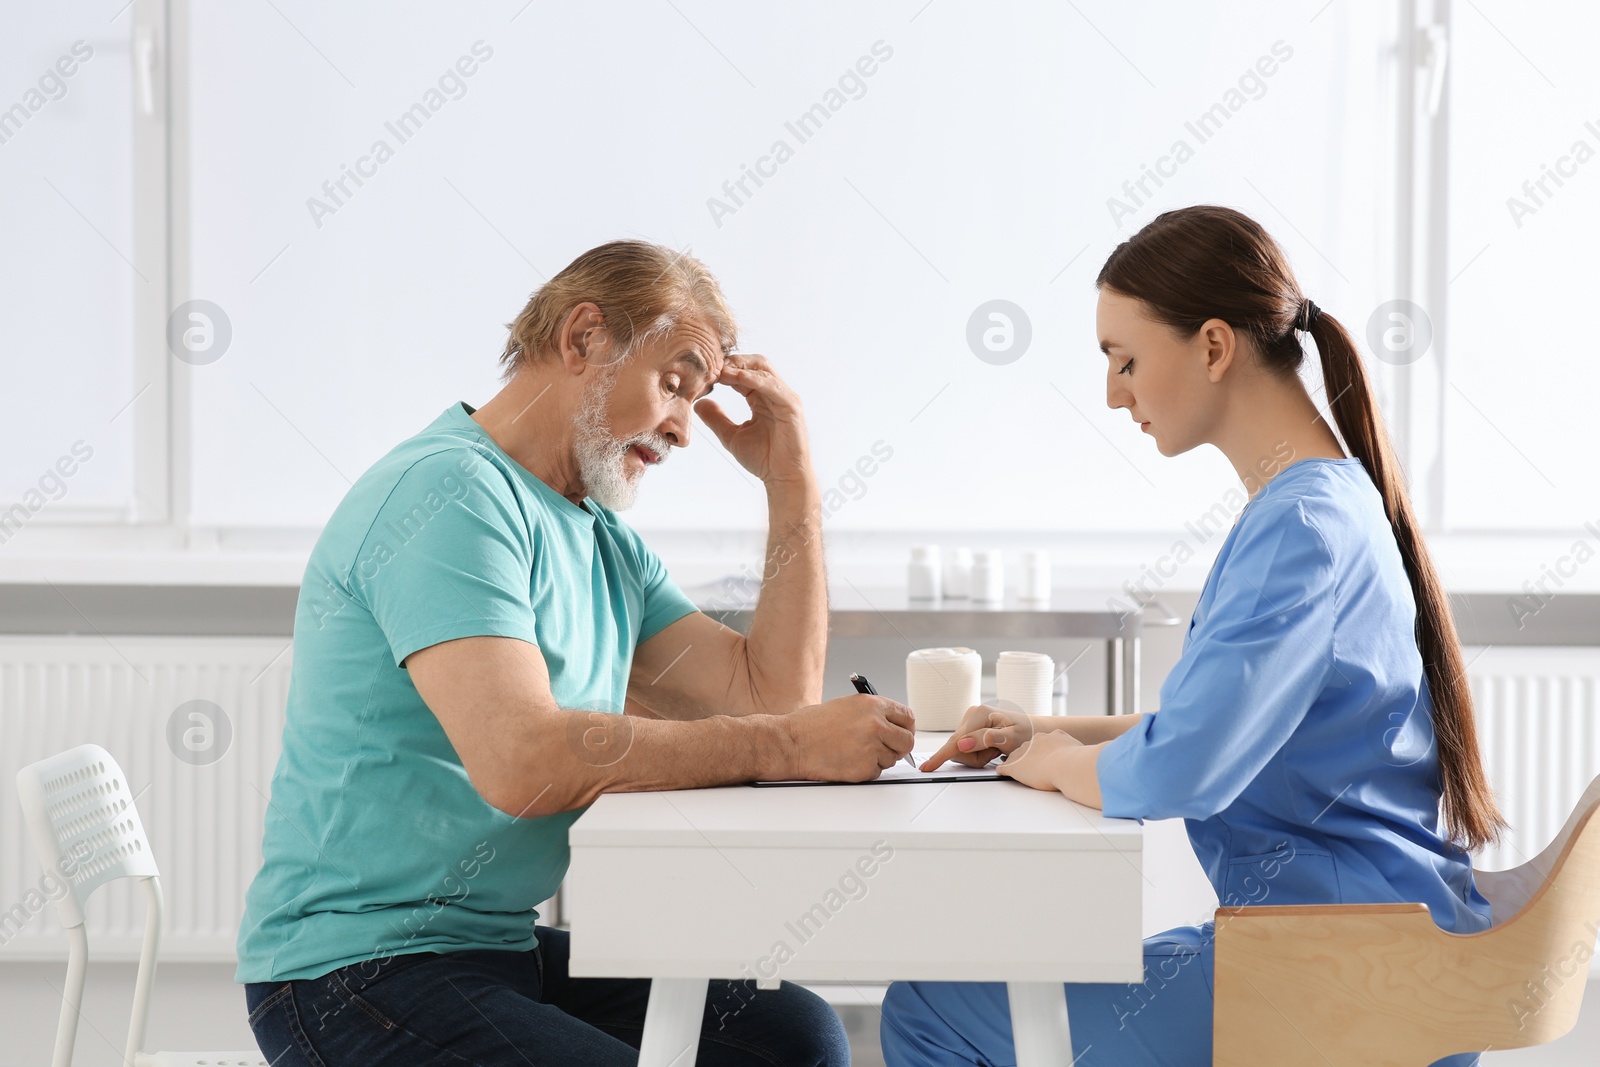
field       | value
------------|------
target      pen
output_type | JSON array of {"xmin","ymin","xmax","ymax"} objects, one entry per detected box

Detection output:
[{"xmin": 849, "ymin": 673, "xmax": 920, "ymax": 773}]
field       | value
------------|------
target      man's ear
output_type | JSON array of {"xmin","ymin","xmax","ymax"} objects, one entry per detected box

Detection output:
[
  {"xmin": 555, "ymin": 302, "xmax": 610, "ymax": 376},
  {"xmin": 1199, "ymin": 318, "xmax": 1236, "ymax": 383}
]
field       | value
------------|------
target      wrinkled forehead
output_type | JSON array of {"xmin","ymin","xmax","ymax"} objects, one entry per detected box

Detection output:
[{"xmin": 651, "ymin": 316, "xmax": 728, "ymax": 378}]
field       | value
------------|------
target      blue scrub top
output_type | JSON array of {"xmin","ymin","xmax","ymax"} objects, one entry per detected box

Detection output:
[{"xmin": 1097, "ymin": 457, "xmax": 1493, "ymax": 934}]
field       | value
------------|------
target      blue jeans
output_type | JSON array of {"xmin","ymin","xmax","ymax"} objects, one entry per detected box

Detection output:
[{"xmin": 244, "ymin": 926, "xmax": 848, "ymax": 1066}]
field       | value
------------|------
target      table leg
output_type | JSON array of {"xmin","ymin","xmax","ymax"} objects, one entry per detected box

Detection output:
[
  {"xmin": 1105, "ymin": 638, "xmax": 1124, "ymax": 715},
  {"xmin": 638, "ymin": 977, "xmax": 708, "ymax": 1067},
  {"xmin": 1007, "ymin": 981, "xmax": 1073, "ymax": 1066}
]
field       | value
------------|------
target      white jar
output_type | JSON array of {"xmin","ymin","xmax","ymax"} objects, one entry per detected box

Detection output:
[
  {"xmin": 971, "ymin": 550, "xmax": 1004, "ymax": 604},
  {"xmin": 1020, "ymin": 550, "xmax": 1051, "ymax": 602},
  {"xmin": 908, "ymin": 545, "xmax": 942, "ymax": 600},
  {"xmin": 943, "ymin": 546, "xmax": 973, "ymax": 599}
]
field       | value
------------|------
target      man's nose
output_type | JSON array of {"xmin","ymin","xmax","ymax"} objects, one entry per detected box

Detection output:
[{"xmin": 661, "ymin": 409, "xmax": 690, "ymax": 448}]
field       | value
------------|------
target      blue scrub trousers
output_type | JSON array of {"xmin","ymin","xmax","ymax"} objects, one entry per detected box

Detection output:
[{"xmin": 880, "ymin": 922, "xmax": 1481, "ymax": 1067}]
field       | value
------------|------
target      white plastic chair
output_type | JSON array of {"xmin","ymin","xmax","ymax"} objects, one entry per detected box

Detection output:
[{"xmin": 16, "ymin": 744, "xmax": 267, "ymax": 1067}]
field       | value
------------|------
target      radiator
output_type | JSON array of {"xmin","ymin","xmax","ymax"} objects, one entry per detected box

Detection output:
[
  {"xmin": 1469, "ymin": 646, "xmax": 1600, "ymax": 875},
  {"xmin": 0, "ymin": 636, "xmax": 291, "ymax": 960},
  {"xmin": 0, "ymin": 637, "xmax": 1596, "ymax": 962}
]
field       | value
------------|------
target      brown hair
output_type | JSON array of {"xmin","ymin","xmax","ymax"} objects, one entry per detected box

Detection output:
[
  {"xmin": 499, "ymin": 241, "xmax": 736, "ymax": 381},
  {"xmin": 1097, "ymin": 204, "xmax": 1504, "ymax": 852}
]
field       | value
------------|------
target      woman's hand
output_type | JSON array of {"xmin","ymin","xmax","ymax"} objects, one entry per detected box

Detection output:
[
  {"xmin": 996, "ymin": 731, "xmax": 1085, "ymax": 791},
  {"xmin": 921, "ymin": 703, "xmax": 1034, "ymax": 770}
]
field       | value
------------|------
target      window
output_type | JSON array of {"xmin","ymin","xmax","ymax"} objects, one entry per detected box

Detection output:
[
  {"xmin": 6, "ymin": 2, "xmax": 1582, "ymax": 548},
  {"xmin": 0, "ymin": 7, "xmax": 154, "ymax": 534},
  {"xmin": 178, "ymin": 1, "xmax": 1400, "ymax": 533},
  {"xmin": 1443, "ymin": 0, "xmax": 1599, "ymax": 530}
]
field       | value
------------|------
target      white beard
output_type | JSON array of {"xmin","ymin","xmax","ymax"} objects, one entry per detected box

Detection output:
[{"xmin": 572, "ymin": 369, "xmax": 671, "ymax": 511}]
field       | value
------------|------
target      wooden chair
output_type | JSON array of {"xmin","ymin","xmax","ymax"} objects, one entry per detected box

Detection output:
[{"xmin": 1214, "ymin": 774, "xmax": 1600, "ymax": 1066}]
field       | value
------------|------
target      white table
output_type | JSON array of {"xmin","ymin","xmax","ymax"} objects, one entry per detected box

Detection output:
[{"xmin": 566, "ymin": 743, "xmax": 1144, "ymax": 1067}]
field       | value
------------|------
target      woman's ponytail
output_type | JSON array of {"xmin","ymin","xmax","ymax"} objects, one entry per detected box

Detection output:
[
  {"xmin": 1307, "ymin": 311, "xmax": 1506, "ymax": 852},
  {"xmin": 1098, "ymin": 205, "xmax": 1506, "ymax": 852}
]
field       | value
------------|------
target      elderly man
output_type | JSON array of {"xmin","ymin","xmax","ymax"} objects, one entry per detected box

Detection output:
[{"xmin": 237, "ymin": 241, "xmax": 914, "ymax": 1066}]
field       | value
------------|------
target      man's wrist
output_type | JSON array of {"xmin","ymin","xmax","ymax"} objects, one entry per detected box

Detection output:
[
  {"xmin": 750, "ymin": 712, "xmax": 800, "ymax": 781},
  {"xmin": 763, "ymin": 459, "xmax": 819, "ymax": 497},
  {"xmin": 763, "ymin": 474, "xmax": 823, "ymax": 547}
]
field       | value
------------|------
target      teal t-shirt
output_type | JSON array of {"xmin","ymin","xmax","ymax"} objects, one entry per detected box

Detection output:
[{"xmin": 236, "ymin": 402, "xmax": 699, "ymax": 982}]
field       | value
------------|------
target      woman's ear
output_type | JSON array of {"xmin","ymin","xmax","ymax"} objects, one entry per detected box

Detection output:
[{"xmin": 1199, "ymin": 317, "xmax": 1237, "ymax": 383}]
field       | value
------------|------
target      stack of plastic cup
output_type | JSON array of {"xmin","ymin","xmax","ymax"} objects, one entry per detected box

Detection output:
[
  {"xmin": 996, "ymin": 651, "xmax": 1054, "ymax": 717},
  {"xmin": 905, "ymin": 647, "xmax": 982, "ymax": 731}
]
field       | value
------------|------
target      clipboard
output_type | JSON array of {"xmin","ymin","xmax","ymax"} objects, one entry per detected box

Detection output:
[{"xmin": 752, "ymin": 752, "xmax": 1003, "ymax": 787}]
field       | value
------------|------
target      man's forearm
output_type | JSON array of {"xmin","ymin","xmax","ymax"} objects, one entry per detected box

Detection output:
[
  {"xmin": 741, "ymin": 475, "xmax": 828, "ymax": 710},
  {"xmin": 496, "ymin": 710, "xmax": 797, "ymax": 817},
  {"xmin": 603, "ymin": 712, "xmax": 796, "ymax": 794}
]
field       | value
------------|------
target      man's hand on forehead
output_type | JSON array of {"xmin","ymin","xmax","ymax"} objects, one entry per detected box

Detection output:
[
  {"xmin": 704, "ymin": 354, "xmax": 798, "ymax": 415},
  {"xmin": 715, "ymin": 351, "xmax": 769, "ymax": 391},
  {"xmin": 690, "ymin": 351, "xmax": 809, "ymax": 483}
]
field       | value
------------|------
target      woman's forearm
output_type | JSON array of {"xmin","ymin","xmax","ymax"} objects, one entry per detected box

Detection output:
[
  {"xmin": 1029, "ymin": 712, "xmax": 1149, "ymax": 745},
  {"xmin": 1051, "ymin": 741, "xmax": 1106, "ymax": 808}
]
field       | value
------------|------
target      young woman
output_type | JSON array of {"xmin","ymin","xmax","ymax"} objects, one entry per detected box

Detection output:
[{"xmin": 881, "ymin": 205, "xmax": 1504, "ymax": 1067}]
